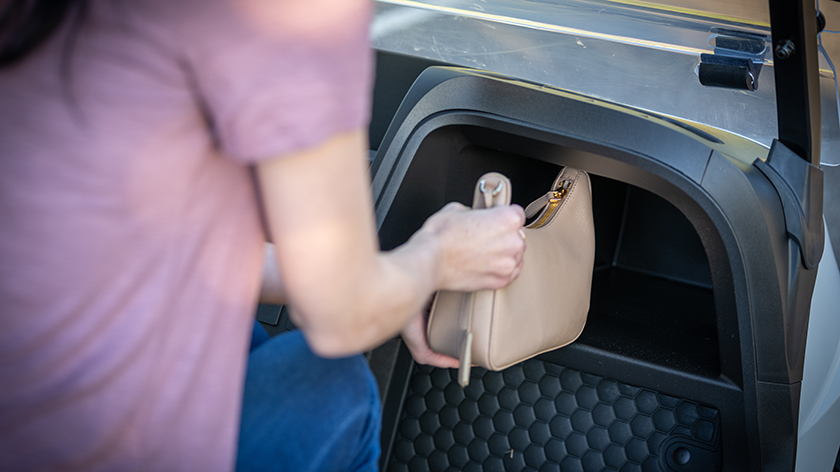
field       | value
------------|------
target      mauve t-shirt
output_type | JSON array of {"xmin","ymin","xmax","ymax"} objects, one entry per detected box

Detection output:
[{"xmin": 0, "ymin": 0, "xmax": 372, "ymax": 470}]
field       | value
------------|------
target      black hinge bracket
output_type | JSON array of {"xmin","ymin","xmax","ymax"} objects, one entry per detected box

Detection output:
[{"xmin": 699, "ymin": 30, "xmax": 768, "ymax": 91}]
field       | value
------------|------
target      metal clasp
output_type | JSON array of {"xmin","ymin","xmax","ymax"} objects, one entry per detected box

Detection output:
[{"xmin": 479, "ymin": 179, "xmax": 504, "ymax": 197}]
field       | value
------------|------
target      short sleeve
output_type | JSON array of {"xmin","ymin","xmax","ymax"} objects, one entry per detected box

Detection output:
[{"xmin": 177, "ymin": 0, "xmax": 374, "ymax": 164}]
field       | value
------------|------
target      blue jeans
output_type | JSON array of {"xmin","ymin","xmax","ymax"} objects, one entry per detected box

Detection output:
[{"xmin": 236, "ymin": 324, "xmax": 381, "ymax": 472}]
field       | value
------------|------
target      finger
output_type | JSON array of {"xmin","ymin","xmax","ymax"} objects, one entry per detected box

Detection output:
[
  {"xmin": 492, "ymin": 251, "xmax": 525, "ymax": 288},
  {"xmin": 420, "ymin": 351, "xmax": 460, "ymax": 369},
  {"xmin": 508, "ymin": 204, "xmax": 526, "ymax": 226},
  {"xmin": 405, "ymin": 338, "xmax": 460, "ymax": 368},
  {"xmin": 479, "ymin": 205, "xmax": 524, "ymax": 230},
  {"xmin": 499, "ymin": 233, "xmax": 526, "ymax": 269},
  {"xmin": 514, "ymin": 230, "xmax": 527, "ymax": 256},
  {"xmin": 509, "ymin": 256, "xmax": 524, "ymax": 283},
  {"xmin": 512, "ymin": 242, "xmax": 526, "ymax": 268},
  {"xmin": 498, "ymin": 204, "xmax": 526, "ymax": 228}
]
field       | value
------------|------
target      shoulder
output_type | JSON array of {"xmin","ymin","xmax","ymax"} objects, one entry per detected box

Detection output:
[{"xmin": 131, "ymin": 0, "xmax": 371, "ymax": 50}]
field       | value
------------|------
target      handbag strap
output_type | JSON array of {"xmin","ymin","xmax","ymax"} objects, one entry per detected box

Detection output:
[
  {"xmin": 458, "ymin": 175, "xmax": 509, "ymax": 387},
  {"xmin": 458, "ymin": 293, "xmax": 475, "ymax": 387}
]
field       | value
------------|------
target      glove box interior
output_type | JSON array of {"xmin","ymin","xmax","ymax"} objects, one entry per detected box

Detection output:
[
  {"xmin": 373, "ymin": 120, "xmax": 749, "ymax": 470},
  {"xmin": 376, "ymin": 124, "xmax": 720, "ymax": 381}
]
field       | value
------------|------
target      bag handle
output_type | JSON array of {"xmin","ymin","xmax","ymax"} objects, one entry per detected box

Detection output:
[{"xmin": 458, "ymin": 174, "xmax": 511, "ymax": 387}]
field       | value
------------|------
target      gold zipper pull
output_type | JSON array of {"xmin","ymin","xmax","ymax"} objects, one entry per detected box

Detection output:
[
  {"xmin": 528, "ymin": 180, "xmax": 573, "ymax": 228},
  {"xmin": 549, "ymin": 180, "xmax": 572, "ymax": 202}
]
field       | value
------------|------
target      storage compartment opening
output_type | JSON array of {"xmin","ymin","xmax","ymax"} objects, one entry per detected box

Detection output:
[{"xmin": 377, "ymin": 125, "xmax": 720, "ymax": 379}]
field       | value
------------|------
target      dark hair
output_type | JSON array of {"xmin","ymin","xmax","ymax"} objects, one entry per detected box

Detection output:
[{"xmin": 0, "ymin": 0, "xmax": 84, "ymax": 67}]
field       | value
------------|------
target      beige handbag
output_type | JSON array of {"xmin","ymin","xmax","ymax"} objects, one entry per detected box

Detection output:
[{"xmin": 427, "ymin": 168, "xmax": 596, "ymax": 386}]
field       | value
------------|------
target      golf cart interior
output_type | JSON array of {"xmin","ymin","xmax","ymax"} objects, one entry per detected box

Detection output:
[{"xmin": 258, "ymin": 0, "xmax": 840, "ymax": 470}]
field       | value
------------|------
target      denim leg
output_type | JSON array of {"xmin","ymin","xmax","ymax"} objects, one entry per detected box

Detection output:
[
  {"xmin": 237, "ymin": 330, "xmax": 381, "ymax": 472},
  {"xmin": 249, "ymin": 321, "xmax": 271, "ymax": 352}
]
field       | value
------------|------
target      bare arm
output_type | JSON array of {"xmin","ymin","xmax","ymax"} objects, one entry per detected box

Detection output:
[
  {"xmin": 258, "ymin": 172, "xmax": 457, "ymax": 368},
  {"xmin": 257, "ymin": 129, "xmax": 525, "ymax": 358}
]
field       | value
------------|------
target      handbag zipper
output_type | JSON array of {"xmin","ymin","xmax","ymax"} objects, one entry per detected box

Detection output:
[{"xmin": 529, "ymin": 180, "xmax": 572, "ymax": 228}]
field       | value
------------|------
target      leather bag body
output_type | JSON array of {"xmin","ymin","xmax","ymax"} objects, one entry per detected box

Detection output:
[{"xmin": 427, "ymin": 168, "xmax": 596, "ymax": 385}]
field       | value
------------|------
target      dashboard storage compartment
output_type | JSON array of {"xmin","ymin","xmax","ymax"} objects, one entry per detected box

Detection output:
[{"xmin": 371, "ymin": 66, "xmax": 817, "ymax": 471}]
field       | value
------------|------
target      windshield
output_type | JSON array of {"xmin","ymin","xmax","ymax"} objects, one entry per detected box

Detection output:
[{"xmin": 372, "ymin": 0, "xmax": 840, "ymax": 165}]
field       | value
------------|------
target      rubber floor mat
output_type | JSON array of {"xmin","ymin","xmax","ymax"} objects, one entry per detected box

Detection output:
[{"xmin": 388, "ymin": 359, "xmax": 720, "ymax": 472}]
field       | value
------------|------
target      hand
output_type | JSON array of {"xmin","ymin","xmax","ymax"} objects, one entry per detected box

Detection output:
[
  {"xmin": 401, "ymin": 310, "xmax": 459, "ymax": 368},
  {"xmin": 416, "ymin": 202, "xmax": 526, "ymax": 292}
]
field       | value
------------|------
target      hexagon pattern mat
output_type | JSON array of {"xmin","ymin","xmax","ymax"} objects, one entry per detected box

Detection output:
[{"xmin": 388, "ymin": 360, "xmax": 720, "ymax": 472}]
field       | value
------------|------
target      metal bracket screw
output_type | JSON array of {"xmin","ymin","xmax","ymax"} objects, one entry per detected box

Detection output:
[{"xmin": 775, "ymin": 39, "xmax": 796, "ymax": 60}]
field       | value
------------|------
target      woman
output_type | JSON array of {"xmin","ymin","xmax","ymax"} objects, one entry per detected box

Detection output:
[{"xmin": 0, "ymin": 0, "xmax": 526, "ymax": 470}]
